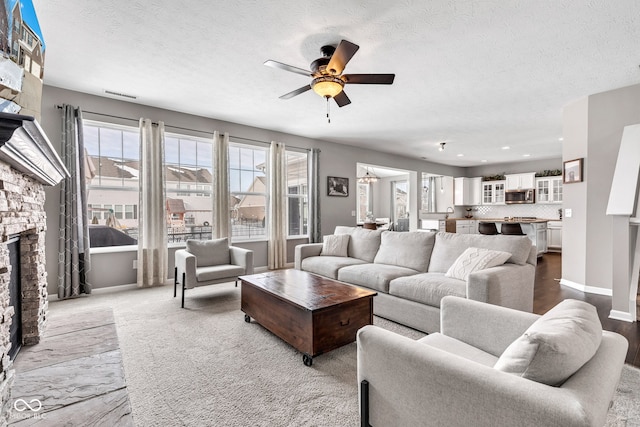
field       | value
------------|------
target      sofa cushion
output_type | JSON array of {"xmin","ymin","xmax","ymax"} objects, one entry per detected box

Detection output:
[
  {"xmin": 186, "ymin": 238, "xmax": 230, "ymax": 267},
  {"xmin": 195, "ymin": 264, "xmax": 246, "ymax": 283},
  {"xmin": 348, "ymin": 228, "xmax": 383, "ymax": 262},
  {"xmin": 418, "ymin": 333, "xmax": 499, "ymax": 367},
  {"xmin": 494, "ymin": 299, "xmax": 603, "ymax": 386},
  {"xmin": 334, "ymin": 226, "xmax": 357, "ymax": 235},
  {"xmin": 374, "ymin": 231, "xmax": 436, "ymax": 272},
  {"xmin": 338, "ymin": 263, "xmax": 419, "ymax": 293},
  {"xmin": 321, "ymin": 234, "xmax": 350, "ymax": 257},
  {"xmin": 428, "ymin": 232, "xmax": 532, "ymax": 273},
  {"xmin": 445, "ymin": 247, "xmax": 512, "ymax": 281},
  {"xmin": 301, "ymin": 256, "xmax": 366, "ymax": 280},
  {"xmin": 389, "ymin": 273, "xmax": 466, "ymax": 306}
]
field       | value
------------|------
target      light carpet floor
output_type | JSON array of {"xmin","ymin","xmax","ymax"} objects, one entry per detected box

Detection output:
[{"xmin": 48, "ymin": 282, "xmax": 640, "ymax": 426}]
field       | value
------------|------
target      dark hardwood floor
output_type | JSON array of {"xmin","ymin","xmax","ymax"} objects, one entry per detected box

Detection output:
[{"xmin": 534, "ymin": 252, "xmax": 640, "ymax": 367}]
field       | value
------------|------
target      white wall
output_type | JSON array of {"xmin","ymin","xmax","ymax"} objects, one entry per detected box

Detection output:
[
  {"xmin": 40, "ymin": 86, "xmax": 465, "ymax": 292},
  {"xmin": 465, "ymin": 158, "xmax": 562, "ymax": 178},
  {"xmin": 562, "ymin": 83, "xmax": 640, "ymax": 303}
]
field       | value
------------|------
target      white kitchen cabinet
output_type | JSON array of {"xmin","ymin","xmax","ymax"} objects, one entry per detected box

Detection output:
[
  {"xmin": 536, "ymin": 177, "xmax": 563, "ymax": 203},
  {"xmin": 505, "ymin": 172, "xmax": 536, "ymax": 190},
  {"xmin": 454, "ymin": 177, "xmax": 482, "ymax": 206},
  {"xmin": 455, "ymin": 220, "xmax": 478, "ymax": 234},
  {"xmin": 547, "ymin": 220, "xmax": 562, "ymax": 251},
  {"xmin": 482, "ymin": 181, "xmax": 506, "ymax": 205}
]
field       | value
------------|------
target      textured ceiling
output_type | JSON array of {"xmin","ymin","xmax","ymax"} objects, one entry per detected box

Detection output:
[{"xmin": 33, "ymin": 0, "xmax": 640, "ymax": 166}]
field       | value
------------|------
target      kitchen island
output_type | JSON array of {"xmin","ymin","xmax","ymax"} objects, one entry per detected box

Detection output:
[{"xmin": 437, "ymin": 217, "xmax": 549, "ymax": 256}]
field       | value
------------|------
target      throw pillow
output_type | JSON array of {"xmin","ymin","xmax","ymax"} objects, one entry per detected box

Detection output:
[
  {"xmin": 186, "ymin": 238, "xmax": 230, "ymax": 267},
  {"xmin": 444, "ymin": 247, "xmax": 511, "ymax": 281},
  {"xmin": 494, "ymin": 299, "xmax": 603, "ymax": 386},
  {"xmin": 321, "ymin": 234, "xmax": 350, "ymax": 257},
  {"xmin": 373, "ymin": 231, "xmax": 436, "ymax": 272}
]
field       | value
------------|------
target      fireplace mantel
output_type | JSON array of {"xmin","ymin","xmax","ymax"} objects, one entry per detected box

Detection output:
[{"xmin": 0, "ymin": 112, "xmax": 68, "ymax": 186}]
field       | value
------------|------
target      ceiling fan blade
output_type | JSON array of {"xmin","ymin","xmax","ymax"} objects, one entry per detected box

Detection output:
[
  {"xmin": 334, "ymin": 91, "xmax": 351, "ymax": 107},
  {"xmin": 326, "ymin": 40, "xmax": 359, "ymax": 75},
  {"xmin": 264, "ymin": 60, "xmax": 312, "ymax": 77},
  {"xmin": 279, "ymin": 85, "xmax": 312, "ymax": 99},
  {"xmin": 343, "ymin": 74, "xmax": 395, "ymax": 84}
]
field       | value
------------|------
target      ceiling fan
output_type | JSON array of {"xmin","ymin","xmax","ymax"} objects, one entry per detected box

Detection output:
[{"xmin": 264, "ymin": 40, "xmax": 395, "ymax": 108}]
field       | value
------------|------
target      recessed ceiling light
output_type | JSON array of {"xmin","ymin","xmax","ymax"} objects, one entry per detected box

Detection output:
[
  {"xmin": 523, "ymin": 154, "xmax": 531, "ymax": 157},
  {"xmin": 457, "ymin": 154, "xmax": 464, "ymax": 157},
  {"xmin": 558, "ymin": 137, "xmax": 564, "ymax": 142},
  {"xmin": 480, "ymin": 159, "xmax": 488, "ymax": 163},
  {"xmin": 502, "ymin": 146, "xmax": 510, "ymax": 150}
]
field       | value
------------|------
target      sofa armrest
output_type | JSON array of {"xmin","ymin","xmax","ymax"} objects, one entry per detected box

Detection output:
[
  {"xmin": 294, "ymin": 243, "xmax": 323, "ymax": 270},
  {"xmin": 175, "ymin": 249, "xmax": 197, "ymax": 288},
  {"xmin": 229, "ymin": 246, "xmax": 254, "ymax": 275},
  {"xmin": 357, "ymin": 324, "xmax": 607, "ymax": 427},
  {"xmin": 440, "ymin": 296, "xmax": 539, "ymax": 356},
  {"xmin": 466, "ymin": 263, "xmax": 535, "ymax": 312}
]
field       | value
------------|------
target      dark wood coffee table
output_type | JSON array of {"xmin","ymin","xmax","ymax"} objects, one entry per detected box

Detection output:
[{"xmin": 240, "ymin": 269, "xmax": 377, "ymax": 366}]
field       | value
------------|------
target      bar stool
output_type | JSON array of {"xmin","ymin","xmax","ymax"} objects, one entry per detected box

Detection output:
[
  {"xmin": 478, "ymin": 222, "xmax": 499, "ymax": 235},
  {"xmin": 500, "ymin": 222, "xmax": 525, "ymax": 235}
]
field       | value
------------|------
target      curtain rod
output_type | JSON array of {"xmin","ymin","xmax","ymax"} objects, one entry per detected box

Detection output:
[{"xmin": 55, "ymin": 105, "xmax": 310, "ymax": 151}]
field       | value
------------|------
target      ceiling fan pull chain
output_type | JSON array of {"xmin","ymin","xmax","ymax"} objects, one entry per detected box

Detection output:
[{"xmin": 326, "ymin": 96, "xmax": 331, "ymax": 124}]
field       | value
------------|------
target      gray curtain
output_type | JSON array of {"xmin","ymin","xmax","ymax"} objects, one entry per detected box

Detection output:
[
  {"xmin": 58, "ymin": 105, "xmax": 91, "ymax": 298},
  {"xmin": 138, "ymin": 119, "xmax": 168, "ymax": 287},
  {"xmin": 268, "ymin": 142, "xmax": 287, "ymax": 269},
  {"xmin": 308, "ymin": 148, "xmax": 321, "ymax": 243},
  {"xmin": 212, "ymin": 131, "xmax": 230, "ymax": 238}
]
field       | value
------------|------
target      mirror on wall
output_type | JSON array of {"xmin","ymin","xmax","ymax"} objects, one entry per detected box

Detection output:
[{"xmin": 421, "ymin": 173, "xmax": 454, "ymax": 213}]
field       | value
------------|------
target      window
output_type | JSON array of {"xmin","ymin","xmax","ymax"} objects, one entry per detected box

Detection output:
[
  {"xmin": 84, "ymin": 121, "xmax": 140, "ymax": 244},
  {"xmin": 229, "ymin": 142, "xmax": 268, "ymax": 241},
  {"xmin": 357, "ymin": 183, "xmax": 371, "ymax": 224},
  {"xmin": 164, "ymin": 133, "xmax": 213, "ymax": 242},
  {"xmin": 393, "ymin": 180, "xmax": 409, "ymax": 221},
  {"xmin": 285, "ymin": 150, "xmax": 308, "ymax": 237}
]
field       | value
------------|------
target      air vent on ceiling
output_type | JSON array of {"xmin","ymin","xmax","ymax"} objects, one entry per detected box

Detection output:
[{"xmin": 104, "ymin": 90, "xmax": 137, "ymax": 100}]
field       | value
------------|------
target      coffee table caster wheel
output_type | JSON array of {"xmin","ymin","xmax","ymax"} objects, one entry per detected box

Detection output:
[
  {"xmin": 244, "ymin": 314, "xmax": 251, "ymax": 323},
  {"xmin": 303, "ymin": 354, "xmax": 313, "ymax": 367}
]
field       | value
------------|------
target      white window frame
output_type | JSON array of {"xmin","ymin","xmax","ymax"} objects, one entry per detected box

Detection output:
[
  {"xmin": 285, "ymin": 149, "xmax": 308, "ymax": 238},
  {"xmin": 229, "ymin": 140, "xmax": 269, "ymax": 242}
]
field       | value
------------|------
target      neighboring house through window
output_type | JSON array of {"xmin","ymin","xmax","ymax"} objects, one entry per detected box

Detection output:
[
  {"xmin": 229, "ymin": 141, "xmax": 268, "ymax": 241},
  {"xmin": 85, "ymin": 122, "xmax": 308, "ymax": 246}
]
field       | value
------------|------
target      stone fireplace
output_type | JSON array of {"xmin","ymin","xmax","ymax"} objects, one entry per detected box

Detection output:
[
  {"xmin": 0, "ymin": 162, "xmax": 49, "ymax": 419},
  {"xmin": 0, "ymin": 113, "xmax": 68, "ymax": 423}
]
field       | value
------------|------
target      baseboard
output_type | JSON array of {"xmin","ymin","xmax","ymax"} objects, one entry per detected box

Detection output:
[
  {"xmin": 559, "ymin": 278, "xmax": 613, "ymax": 296},
  {"xmin": 609, "ymin": 309, "xmax": 635, "ymax": 322}
]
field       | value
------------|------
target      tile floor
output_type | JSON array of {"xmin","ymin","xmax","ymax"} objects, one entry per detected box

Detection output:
[{"xmin": 8, "ymin": 307, "xmax": 134, "ymax": 426}]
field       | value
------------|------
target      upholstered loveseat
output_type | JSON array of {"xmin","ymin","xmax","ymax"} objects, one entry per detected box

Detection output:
[
  {"xmin": 295, "ymin": 227, "xmax": 536, "ymax": 333},
  {"xmin": 357, "ymin": 296, "xmax": 628, "ymax": 426}
]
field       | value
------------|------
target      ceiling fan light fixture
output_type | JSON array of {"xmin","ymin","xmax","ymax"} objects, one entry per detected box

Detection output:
[
  {"xmin": 312, "ymin": 76, "xmax": 344, "ymax": 98},
  {"xmin": 439, "ymin": 142, "xmax": 446, "ymax": 151}
]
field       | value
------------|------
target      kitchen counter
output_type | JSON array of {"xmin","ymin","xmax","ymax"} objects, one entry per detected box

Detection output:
[{"xmin": 445, "ymin": 217, "xmax": 552, "ymax": 223}]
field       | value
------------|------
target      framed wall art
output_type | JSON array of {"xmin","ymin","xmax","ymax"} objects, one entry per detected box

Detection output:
[
  {"xmin": 327, "ymin": 176, "xmax": 349, "ymax": 197},
  {"xmin": 563, "ymin": 158, "xmax": 584, "ymax": 184}
]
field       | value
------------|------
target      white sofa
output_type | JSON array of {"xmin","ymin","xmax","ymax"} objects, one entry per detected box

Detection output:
[
  {"xmin": 295, "ymin": 227, "xmax": 536, "ymax": 333},
  {"xmin": 357, "ymin": 296, "xmax": 628, "ymax": 427}
]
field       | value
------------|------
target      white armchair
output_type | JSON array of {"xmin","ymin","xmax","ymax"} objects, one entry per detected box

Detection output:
[
  {"xmin": 357, "ymin": 296, "xmax": 628, "ymax": 427},
  {"xmin": 174, "ymin": 238, "xmax": 254, "ymax": 308}
]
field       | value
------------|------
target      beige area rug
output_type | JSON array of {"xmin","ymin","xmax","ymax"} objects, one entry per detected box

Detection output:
[{"xmin": 48, "ymin": 283, "xmax": 639, "ymax": 427}]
